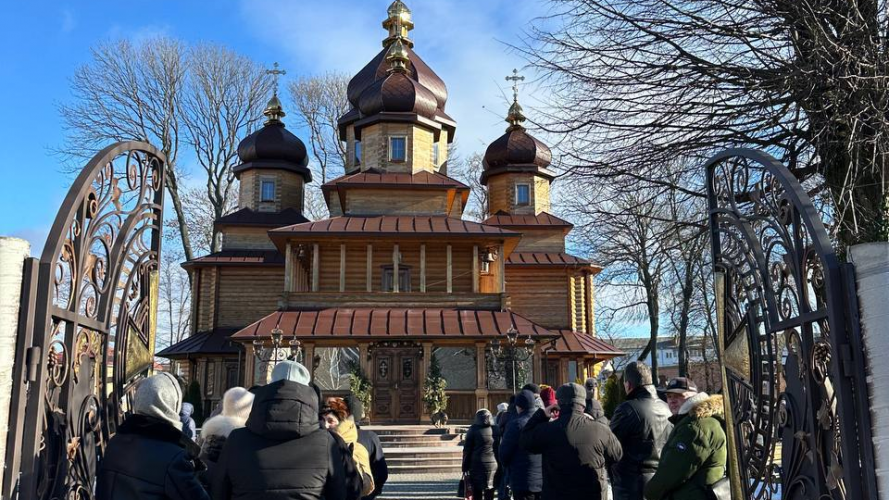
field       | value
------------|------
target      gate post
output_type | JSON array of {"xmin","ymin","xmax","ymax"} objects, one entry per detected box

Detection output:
[
  {"xmin": 0, "ymin": 237, "xmax": 30, "ymax": 491},
  {"xmin": 850, "ymin": 243, "xmax": 889, "ymax": 497}
]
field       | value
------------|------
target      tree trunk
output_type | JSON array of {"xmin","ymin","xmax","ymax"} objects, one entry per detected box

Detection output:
[{"xmin": 164, "ymin": 167, "xmax": 194, "ymax": 262}]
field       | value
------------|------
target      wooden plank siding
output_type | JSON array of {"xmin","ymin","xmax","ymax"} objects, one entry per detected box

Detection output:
[
  {"xmin": 505, "ymin": 268, "xmax": 571, "ymax": 329},
  {"xmin": 216, "ymin": 268, "xmax": 284, "ymax": 328},
  {"xmin": 512, "ymin": 228, "xmax": 566, "ymax": 253},
  {"xmin": 196, "ymin": 268, "xmax": 217, "ymax": 332}
]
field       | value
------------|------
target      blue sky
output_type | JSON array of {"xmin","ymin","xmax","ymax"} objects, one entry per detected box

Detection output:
[{"xmin": 0, "ymin": 0, "xmax": 553, "ymax": 256}]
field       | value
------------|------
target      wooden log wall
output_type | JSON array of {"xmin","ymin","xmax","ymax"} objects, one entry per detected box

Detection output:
[
  {"xmin": 216, "ymin": 268, "xmax": 284, "ymax": 328},
  {"xmin": 505, "ymin": 268, "xmax": 571, "ymax": 329}
]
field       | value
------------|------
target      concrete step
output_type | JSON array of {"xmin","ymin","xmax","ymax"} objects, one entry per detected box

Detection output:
[
  {"xmin": 388, "ymin": 464, "xmax": 464, "ymax": 474},
  {"xmin": 382, "ymin": 439, "xmax": 461, "ymax": 448},
  {"xmin": 378, "ymin": 433, "xmax": 461, "ymax": 442},
  {"xmin": 365, "ymin": 425, "xmax": 466, "ymax": 436},
  {"xmin": 386, "ymin": 456, "xmax": 463, "ymax": 467}
]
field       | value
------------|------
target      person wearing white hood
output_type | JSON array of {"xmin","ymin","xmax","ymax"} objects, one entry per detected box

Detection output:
[
  {"xmin": 198, "ymin": 387, "xmax": 255, "ymax": 486},
  {"xmin": 96, "ymin": 372, "xmax": 210, "ymax": 500}
]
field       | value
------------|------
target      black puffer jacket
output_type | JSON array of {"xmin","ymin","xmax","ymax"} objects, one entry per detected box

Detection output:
[
  {"xmin": 357, "ymin": 427, "xmax": 388, "ymax": 500},
  {"xmin": 610, "ymin": 385, "xmax": 673, "ymax": 477},
  {"xmin": 462, "ymin": 411, "xmax": 500, "ymax": 490},
  {"xmin": 499, "ymin": 410, "xmax": 542, "ymax": 493},
  {"xmin": 96, "ymin": 414, "xmax": 210, "ymax": 500},
  {"xmin": 521, "ymin": 404, "xmax": 623, "ymax": 500},
  {"xmin": 210, "ymin": 380, "xmax": 361, "ymax": 500}
]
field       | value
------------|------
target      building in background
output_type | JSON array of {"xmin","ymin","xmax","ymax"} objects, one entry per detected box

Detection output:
[
  {"xmin": 158, "ymin": 0, "xmax": 622, "ymax": 422},
  {"xmin": 605, "ymin": 336, "xmax": 721, "ymax": 393}
]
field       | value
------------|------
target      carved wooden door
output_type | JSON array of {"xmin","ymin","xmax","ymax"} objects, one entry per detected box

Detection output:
[{"xmin": 372, "ymin": 347, "xmax": 420, "ymax": 422}]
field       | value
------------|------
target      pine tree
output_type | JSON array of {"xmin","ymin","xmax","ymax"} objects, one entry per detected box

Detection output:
[
  {"xmin": 423, "ymin": 356, "xmax": 449, "ymax": 416},
  {"xmin": 601, "ymin": 374, "xmax": 625, "ymax": 419}
]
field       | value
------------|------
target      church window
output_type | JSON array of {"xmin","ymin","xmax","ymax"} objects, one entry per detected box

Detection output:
[
  {"xmin": 260, "ymin": 180, "xmax": 276, "ymax": 202},
  {"xmin": 389, "ymin": 136, "xmax": 407, "ymax": 162},
  {"xmin": 381, "ymin": 264, "xmax": 411, "ymax": 292},
  {"xmin": 355, "ymin": 141, "xmax": 362, "ymax": 165},
  {"xmin": 516, "ymin": 184, "xmax": 531, "ymax": 206},
  {"xmin": 432, "ymin": 143, "xmax": 439, "ymax": 165}
]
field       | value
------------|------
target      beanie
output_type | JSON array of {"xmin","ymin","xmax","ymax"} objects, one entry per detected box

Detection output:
[
  {"xmin": 515, "ymin": 389, "xmax": 536, "ymax": 410},
  {"xmin": 222, "ymin": 387, "xmax": 255, "ymax": 420},
  {"xmin": 540, "ymin": 386, "xmax": 557, "ymax": 408},
  {"xmin": 271, "ymin": 360, "xmax": 311, "ymax": 385},
  {"xmin": 556, "ymin": 383, "xmax": 587, "ymax": 408}
]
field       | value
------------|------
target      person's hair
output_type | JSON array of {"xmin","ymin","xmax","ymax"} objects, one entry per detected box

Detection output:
[
  {"xmin": 625, "ymin": 361, "xmax": 653, "ymax": 388},
  {"xmin": 323, "ymin": 398, "xmax": 349, "ymax": 420},
  {"xmin": 521, "ymin": 383, "xmax": 540, "ymax": 394}
]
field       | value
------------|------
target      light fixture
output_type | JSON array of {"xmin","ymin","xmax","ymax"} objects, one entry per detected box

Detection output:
[
  {"xmin": 481, "ymin": 248, "xmax": 498, "ymax": 263},
  {"xmin": 271, "ymin": 328, "xmax": 283, "ymax": 347}
]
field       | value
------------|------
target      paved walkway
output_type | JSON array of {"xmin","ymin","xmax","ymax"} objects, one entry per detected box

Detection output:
[{"xmin": 378, "ymin": 473, "xmax": 460, "ymax": 500}]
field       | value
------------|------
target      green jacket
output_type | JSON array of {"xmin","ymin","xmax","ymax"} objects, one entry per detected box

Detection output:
[{"xmin": 644, "ymin": 394, "xmax": 727, "ymax": 500}]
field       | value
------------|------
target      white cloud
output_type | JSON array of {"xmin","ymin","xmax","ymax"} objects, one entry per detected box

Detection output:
[
  {"xmin": 61, "ymin": 9, "xmax": 76, "ymax": 34},
  {"xmin": 239, "ymin": 0, "xmax": 551, "ymax": 157}
]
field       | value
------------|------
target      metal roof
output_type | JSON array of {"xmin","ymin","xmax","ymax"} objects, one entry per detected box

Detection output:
[
  {"xmin": 270, "ymin": 216, "xmax": 521, "ymax": 238},
  {"xmin": 215, "ymin": 208, "xmax": 309, "ymax": 228},
  {"xmin": 545, "ymin": 330, "xmax": 624, "ymax": 357},
  {"xmin": 483, "ymin": 212, "xmax": 573, "ymax": 228},
  {"xmin": 156, "ymin": 328, "xmax": 242, "ymax": 358},
  {"xmin": 181, "ymin": 250, "xmax": 284, "ymax": 268},
  {"xmin": 506, "ymin": 252, "xmax": 599, "ymax": 268}
]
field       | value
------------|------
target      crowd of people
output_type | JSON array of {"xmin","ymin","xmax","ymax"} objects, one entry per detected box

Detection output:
[
  {"xmin": 96, "ymin": 360, "xmax": 388, "ymax": 500},
  {"xmin": 461, "ymin": 361, "xmax": 728, "ymax": 500},
  {"xmin": 94, "ymin": 358, "xmax": 725, "ymax": 500}
]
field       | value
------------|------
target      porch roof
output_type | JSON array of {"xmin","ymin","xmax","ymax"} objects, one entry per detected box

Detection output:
[
  {"xmin": 230, "ymin": 308, "xmax": 559, "ymax": 341},
  {"xmin": 506, "ymin": 252, "xmax": 602, "ymax": 270},
  {"xmin": 181, "ymin": 250, "xmax": 284, "ymax": 269},
  {"xmin": 156, "ymin": 328, "xmax": 242, "ymax": 359},
  {"xmin": 545, "ymin": 330, "xmax": 624, "ymax": 358}
]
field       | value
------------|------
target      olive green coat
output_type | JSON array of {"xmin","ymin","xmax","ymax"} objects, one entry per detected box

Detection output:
[{"xmin": 643, "ymin": 394, "xmax": 727, "ymax": 500}]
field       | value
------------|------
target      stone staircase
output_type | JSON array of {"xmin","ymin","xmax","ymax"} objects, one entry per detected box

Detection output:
[{"xmin": 365, "ymin": 425, "xmax": 465, "ymax": 475}]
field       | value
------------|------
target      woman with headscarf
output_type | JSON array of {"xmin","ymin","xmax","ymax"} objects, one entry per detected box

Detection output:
[
  {"xmin": 462, "ymin": 409, "xmax": 499, "ymax": 500},
  {"xmin": 96, "ymin": 372, "xmax": 210, "ymax": 500}
]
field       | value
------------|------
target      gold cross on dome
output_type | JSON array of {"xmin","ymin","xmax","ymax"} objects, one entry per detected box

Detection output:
[
  {"xmin": 266, "ymin": 62, "xmax": 287, "ymax": 95},
  {"xmin": 505, "ymin": 69, "xmax": 525, "ymax": 102}
]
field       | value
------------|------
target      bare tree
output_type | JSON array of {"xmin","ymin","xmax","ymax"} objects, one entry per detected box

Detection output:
[
  {"xmin": 155, "ymin": 250, "xmax": 191, "ymax": 354},
  {"xmin": 525, "ymin": 0, "xmax": 889, "ymax": 247},
  {"xmin": 449, "ymin": 149, "xmax": 489, "ymax": 221},
  {"xmin": 181, "ymin": 44, "xmax": 273, "ymax": 251},
  {"xmin": 59, "ymin": 38, "xmax": 194, "ymax": 259},
  {"xmin": 170, "ymin": 185, "xmax": 238, "ymax": 255},
  {"xmin": 288, "ymin": 72, "xmax": 350, "ymax": 183}
]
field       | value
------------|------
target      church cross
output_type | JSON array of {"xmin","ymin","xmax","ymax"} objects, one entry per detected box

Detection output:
[
  {"xmin": 266, "ymin": 62, "xmax": 287, "ymax": 95},
  {"xmin": 505, "ymin": 69, "xmax": 525, "ymax": 102}
]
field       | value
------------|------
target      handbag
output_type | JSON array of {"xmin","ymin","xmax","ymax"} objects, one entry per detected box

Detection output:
[
  {"xmin": 705, "ymin": 477, "xmax": 731, "ymax": 500},
  {"xmin": 458, "ymin": 473, "xmax": 474, "ymax": 500}
]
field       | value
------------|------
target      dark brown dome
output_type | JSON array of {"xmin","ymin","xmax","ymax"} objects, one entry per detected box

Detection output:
[
  {"xmin": 234, "ymin": 121, "xmax": 311, "ymax": 181},
  {"xmin": 481, "ymin": 128, "xmax": 553, "ymax": 185},
  {"xmin": 347, "ymin": 46, "xmax": 447, "ymax": 111},
  {"xmin": 357, "ymin": 72, "xmax": 438, "ymax": 119}
]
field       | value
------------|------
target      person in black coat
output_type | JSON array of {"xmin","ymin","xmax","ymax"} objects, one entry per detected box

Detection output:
[
  {"xmin": 521, "ymin": 383, "xmax": 623, "ymax": 500},
  {"xmin": 462, "ymin": 409, "xmax": 499, "ymax": 500},
  {"xmin": 96, "ymin": 372, "xmax": 210, "ymax": 500},
  {"xmin": 609, "ymin": 362, "xmax": 673, "ymax": 500},
  {"xmin": 499, "ymin": 390, "xmax": 543, "ymax": 500},
  {"xmin": 344, "ymin": 395, "xmax": 389, "ymax": 500},
  {"xmin": 211, "ymin": 360, "xmax": 362, "ymax": 500}
]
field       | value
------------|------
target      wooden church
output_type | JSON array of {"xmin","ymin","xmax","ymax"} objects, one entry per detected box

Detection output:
[{"xmin": 158, "ymin": 0, "xmax": 621, "ymax": 423}]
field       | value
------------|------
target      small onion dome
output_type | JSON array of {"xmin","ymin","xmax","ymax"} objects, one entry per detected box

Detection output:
[
  {"xmin": 481, "ymin": 127, "xmax": 553, "ymax": 185},
  {"xmin": 233, "ymin": 96, "xmax": 312, "ymax": 182},
  {"xmin": 357, "ymin": 70, "xmax": 438, "ymax": 120}
]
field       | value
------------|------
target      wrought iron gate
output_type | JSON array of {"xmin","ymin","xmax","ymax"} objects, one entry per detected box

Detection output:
[
  {"xmin": 705, "ymin": 149, "xmax": 877, "ymax": 500},
  {"xmin": 3, "ymin": 142, "xmax": 166, "ymax": 499}
]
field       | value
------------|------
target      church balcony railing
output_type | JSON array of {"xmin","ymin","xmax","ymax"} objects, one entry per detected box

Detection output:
[{"xmin": 279, "ymin": 291, "xmax": 506, "ymax": 310}]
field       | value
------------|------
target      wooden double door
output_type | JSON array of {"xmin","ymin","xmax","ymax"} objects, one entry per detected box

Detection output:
[{"xmin": 372, "ymin": 347, "xmax": 420, "ymax": 422}]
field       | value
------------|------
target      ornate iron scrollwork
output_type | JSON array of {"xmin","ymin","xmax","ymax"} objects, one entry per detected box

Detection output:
[
  {"xmin": 705, "ymin": 149, "xmax": 873, "ymax": 500},
  {"xmin": 15, "ymin": 142, "xmax": 166, "ymax": 499}
]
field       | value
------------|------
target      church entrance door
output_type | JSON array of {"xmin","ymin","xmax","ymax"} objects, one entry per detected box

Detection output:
[{"xmin": 371, "ymin": 346, "xmax": 420, "ymax": 423}]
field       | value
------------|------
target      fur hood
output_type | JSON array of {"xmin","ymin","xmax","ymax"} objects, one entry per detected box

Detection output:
[
  {"xmin": 201, "ymin": 414, "xmax": 247, "ymax": 440},
  {"xmin": 678, "ymin": 393, "xmax": 724, "ymax": 419}
]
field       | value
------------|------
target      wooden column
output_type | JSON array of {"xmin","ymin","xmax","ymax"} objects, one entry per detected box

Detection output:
[
  {"xmin": 284, "ymin": 243, "xmax": 293, "ymax": 292},
  {"xmin": 304, "ymin": 343, "xmax": 316, "ymax": 381},
  {"xmin": 339, "ymin": 244, "xmax": 346, "ymax": 292},
  {"xmin": 393, "ymin": 244, "xmax": 400, "ymax": 293},
  {"xmin": 446, "ymin": 244, "xmax": 453, "ymax": 293},
  {"xmin": 366, "ymin": 244, "xmax": 373, "ymax": 292},
  {"xmin": 532, "ymin": 342, "xmax": 543, "ymax": 384},
  {"xmin": 420, "ymin": 342, "xmax": 433, "ymax": 421},
  {"xmin": 475, "ymin": 342, "xmax": 489, "ymax": 410},
  {"xmin": 472, "ymin": 245, "xmax": 479, "ymax": 293},
  {"xmin": 498, "ymin": 243, "xmax": 506, "ymax": 293},
  {"xmin": 244, "ymin": 344, "xmax": 255, "ymax": 387},
  {"xmin": 311, "ymin": 244, "xmax": 320, "ymax": 292},
  {"xmin": 359, "ymin": 342, "xmax": 371, "ymax": 378},
  {"xmin": 420, "ymin": 244, "xmax": 426, "ymax": 292},
  {"xmin": 585, "ymin": 273, "xmax": 595, "ymax": 336}
]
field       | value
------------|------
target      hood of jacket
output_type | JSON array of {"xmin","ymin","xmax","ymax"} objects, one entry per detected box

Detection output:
[
  {"xmin": 685, "ymin": 394, "xmax": 724, "ymax": 419},
  {"xmin": 245, "ymin": 379, "xmax": 320, "ymax": 440},
  {"xmin": 180, "ymin": 402, "xmax": 194, "ymax": 418}
]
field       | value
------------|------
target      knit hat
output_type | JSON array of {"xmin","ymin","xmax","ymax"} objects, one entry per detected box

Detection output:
[
  {"xmin": 134, "ymin": 372, "xmax": 183, "ymax": 430},
  {"xmin": 522, "ymin": 383, "xmax": 540, "ymax": 395},
  {"xmin": 515, "ymin": 389, "xmax": 536, "ymax": 410},
  {"xmin": 222, "ymin": 387, "xmax": 255, "ymax": 420},
  {"xmin": 540, "ymin": 386, "xmax": 557, "ymax": 408},
  {"xmin": 556, "ymin": 383, "xmax": 587, "ymax": 408},
  {"xmin": 271, "ymin": 360, "xmax": 311, "ymax": 385},
  {"xmin": 496, "ymin": 402, "xmax": 509, "ymax": 413},
  {"xmin": 584, "ymin": 378, "xmax": 597, "ymax": 395}
]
